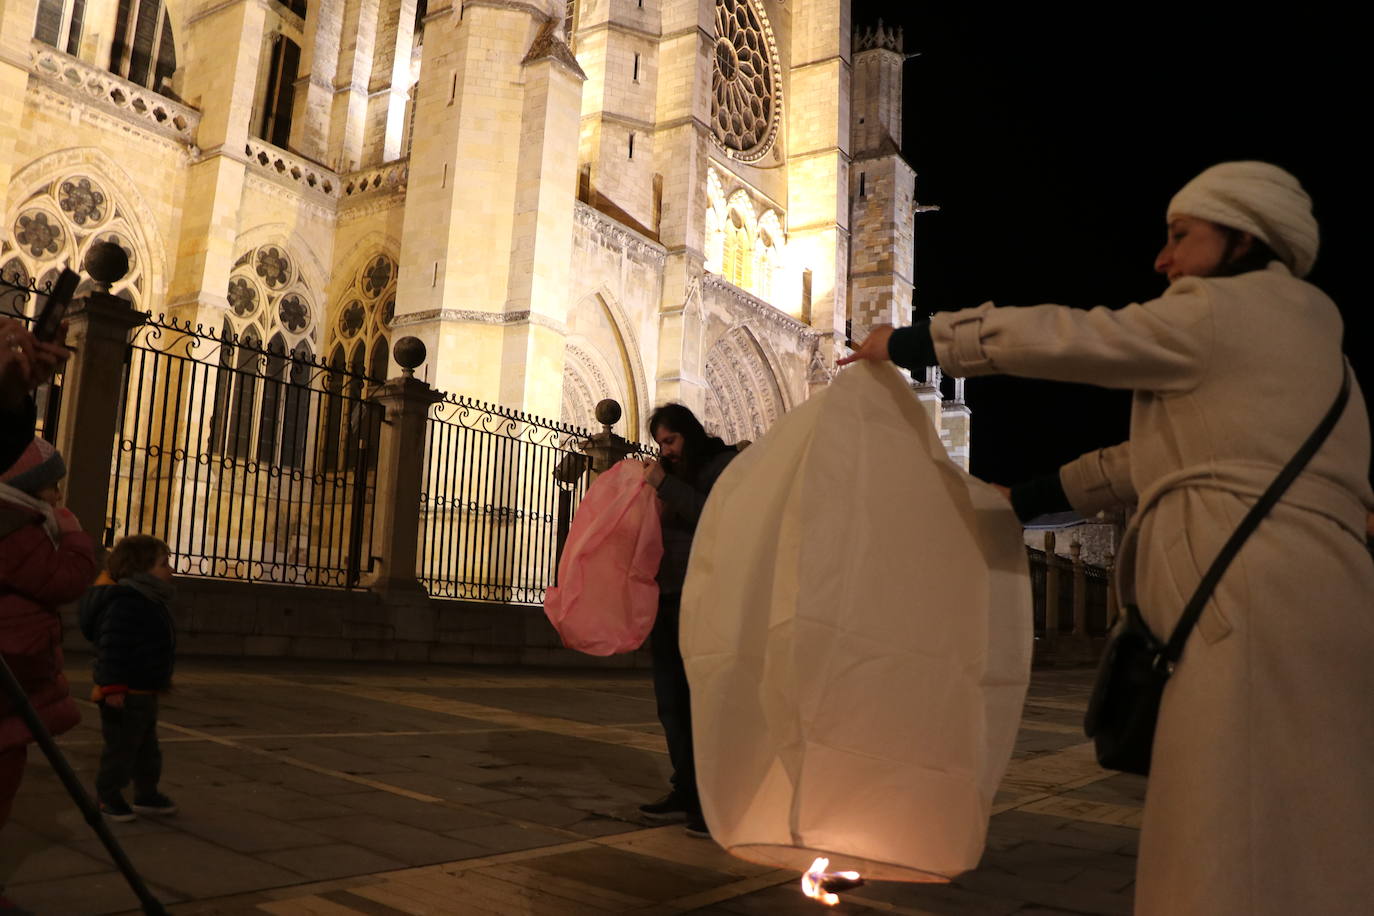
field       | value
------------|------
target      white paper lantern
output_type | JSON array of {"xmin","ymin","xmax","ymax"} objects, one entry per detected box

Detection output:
[{"xmin": 681, "ymin": 361, "xmax": 1032, "ymax": 881}]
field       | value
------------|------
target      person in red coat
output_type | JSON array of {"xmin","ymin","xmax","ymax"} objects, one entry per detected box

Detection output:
[{"xmin": 0, "ymin": 437, "xmax": 96, "ymax": 831}]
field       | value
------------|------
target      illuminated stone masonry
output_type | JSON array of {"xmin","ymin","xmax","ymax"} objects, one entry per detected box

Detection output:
[{"xmin": 3, "ymin": 0, "xmax": 966, "ymax": 465}]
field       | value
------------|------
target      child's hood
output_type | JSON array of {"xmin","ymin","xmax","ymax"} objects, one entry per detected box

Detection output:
[{"xmin": 77, "ymin": 571, "xmax": 118, "ymax": 641}]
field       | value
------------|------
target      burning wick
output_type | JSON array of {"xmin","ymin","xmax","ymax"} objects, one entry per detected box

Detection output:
[{"xmin": 801, "ymin": 857, "xmax": 864, "ymax": 906}]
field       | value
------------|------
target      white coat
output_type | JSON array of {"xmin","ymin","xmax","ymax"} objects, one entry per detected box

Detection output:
[{"xmin": 930, "ymin": 262, "xmax": 1374, "ymax": 915}]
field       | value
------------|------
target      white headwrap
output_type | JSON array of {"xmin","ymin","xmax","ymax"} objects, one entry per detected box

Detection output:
[{"xmin": 1167, "ymin": 161, "xmax": 1319, "ymax": 278}]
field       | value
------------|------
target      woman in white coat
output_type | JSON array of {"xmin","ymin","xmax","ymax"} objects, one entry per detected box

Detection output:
[{"xmin": 844, "ymin": 161, "xmax": 1374, "ymax": 915}]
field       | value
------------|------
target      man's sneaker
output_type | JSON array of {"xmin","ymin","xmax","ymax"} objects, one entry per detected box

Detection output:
[
  {"xmin": 131, "ymin": 792, "xmax": 178, "ymax": 816},
  {"xmin": 638, "ymin": 790, "xmax": 691, "ymax": 823},
  {"xmin": 684, "ymin": 811, "xmax": 710, "ymax": 839},
  {"xmin": 99, "ymin": 796, "xmax": 137, "ymax": 822}
]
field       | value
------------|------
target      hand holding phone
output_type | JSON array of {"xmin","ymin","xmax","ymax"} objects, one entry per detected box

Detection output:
[{"xmin": 34, "ymin": 268, "xmax": 80, "ymax": 342}]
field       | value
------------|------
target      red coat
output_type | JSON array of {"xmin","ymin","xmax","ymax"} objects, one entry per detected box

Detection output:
[{"xmin": 0, "ymin": 501, "xmax": 95, "ymax": 752}]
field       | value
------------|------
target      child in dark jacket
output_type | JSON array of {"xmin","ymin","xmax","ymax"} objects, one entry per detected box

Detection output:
[
  {"xmin": 78, "ymin": 535, "xmax": 178, "ymax": 822},
  {"xmin": 0, "ymin": 438, "xmax": 94, "ymax": 829}
]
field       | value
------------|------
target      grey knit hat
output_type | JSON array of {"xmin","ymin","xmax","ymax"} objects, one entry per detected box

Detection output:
[
  {"xmin": 1, "ymin": 437, "xmax": 67, "ymax": 495},
  {"xmin": 1167, "ymin": 161, "xmax": 1319, "ymax": 278}
]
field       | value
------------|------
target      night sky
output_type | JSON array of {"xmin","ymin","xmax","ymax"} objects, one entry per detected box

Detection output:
[{"xmin": 854, "ymin": 3, "xmax": 1368, "ymax": 487}]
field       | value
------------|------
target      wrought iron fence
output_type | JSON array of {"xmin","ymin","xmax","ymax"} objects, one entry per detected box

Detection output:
[
  {"xmin": 106, "ymin": 314, "xmax": 383, "ymax": 587},
  {"xmin": 1, "ymin": 268, "xmax": 65, "ymax": 441},
  {"xmin": 419, "ymin": 396, "xmax": 600, "ymax": 604},
  {"xmin": 1026, "ymin": 546, "xmax": 1113, "ymax": 637}
]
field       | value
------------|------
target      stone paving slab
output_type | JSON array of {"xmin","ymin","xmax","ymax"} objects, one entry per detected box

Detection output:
[{"xmin": 0, "ymin": 656, "xmax": 1141, "ymax": 914}]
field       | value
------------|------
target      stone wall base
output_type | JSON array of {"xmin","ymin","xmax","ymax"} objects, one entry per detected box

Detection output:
[{"xmin": 62, "ymin": 577, "xmax": 653, "ymax": 669}]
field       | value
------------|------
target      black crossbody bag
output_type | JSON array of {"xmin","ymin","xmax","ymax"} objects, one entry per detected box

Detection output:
[{"xmin": 1084, "ymin": 367, "xmax": 1352, "ymax": 776}]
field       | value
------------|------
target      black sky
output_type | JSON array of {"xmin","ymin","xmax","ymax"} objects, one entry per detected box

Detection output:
[{"xmin": 853, "ymin": 3, "xmax": 1369, "ymax": 486}]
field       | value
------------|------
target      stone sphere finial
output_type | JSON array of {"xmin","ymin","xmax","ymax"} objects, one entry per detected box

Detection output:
[
  {"xmin": 83, "ymin": 240, "xmax": 130, "ymax": 291},
  {"xmin": 393, "ymin": 336, "xmax": 426, "ymax": 377},
  {"xmin": 594, "ymin": 398, "xmax": 622, "ymax": 429}
]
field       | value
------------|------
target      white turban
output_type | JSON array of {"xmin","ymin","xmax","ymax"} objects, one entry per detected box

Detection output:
[{"xmin": 1167, "ymin": 161, "xmax": 1319, "ymax": 278}]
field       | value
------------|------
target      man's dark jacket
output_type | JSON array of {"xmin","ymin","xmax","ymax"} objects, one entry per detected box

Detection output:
[
  {"xmin": 655, "ymin": 440, "xmax": 739, "ymax": 594},
  {"xmin": 78, "ymin": 583, "xmax": 176, "ymax": 690}
]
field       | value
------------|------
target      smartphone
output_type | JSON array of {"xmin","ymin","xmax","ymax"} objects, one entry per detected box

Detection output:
[{"xmin": 33, "ymin": 268, "xmax": 80, "ymax": 342}]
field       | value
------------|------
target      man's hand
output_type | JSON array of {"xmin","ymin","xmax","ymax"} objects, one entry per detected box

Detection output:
[
  {"xmin": 640, "ymin": 457, "xmax": 666, "ymax": 488},
  {"xmin": 837, "ymin": 324, "xmax": 894, "ymax": 366},
  {"xmin": 0, "ymin": 317, "xmax": 70, "ymax": 407}
]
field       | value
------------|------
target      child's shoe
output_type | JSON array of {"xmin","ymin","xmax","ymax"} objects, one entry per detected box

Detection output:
[
  {"xmin": 99, "ymin": 795, "xmax": 137, "ymax": 822},
  {"xmin": 131, "ymin": 792, "xmax": 178, "ymax": 816}
]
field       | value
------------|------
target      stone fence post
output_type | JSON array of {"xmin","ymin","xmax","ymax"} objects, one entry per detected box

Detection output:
[
  {"xmin": 1070, "ymin": 539, "xmax": 1087, "ymax": 639},
  {"xmin": 580, "ymin": 398, "xmax": 638, "ymax": 478},
  {"xmin": 1042, "ymin": 531, "xmax": 1059, "ymax": 646},
  {"xmin": 53, "ymin": 246, "xmax": 146, "ymax": 544},
  {"xmin": 365, "ymin": 337, "xmax": 442, "ymax": 594},
  {"xmin": 1105, "ymin": 550, "xmax": 1119, "ymax": 629},
  {"xmin": 552, "ymin": 398, "xmax": 636, "ymax": 576}
]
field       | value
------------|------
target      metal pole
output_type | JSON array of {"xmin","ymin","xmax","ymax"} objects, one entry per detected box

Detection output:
[{"xmin": 0, "ymin": 657, "xmax": 167, "ymax": 915}]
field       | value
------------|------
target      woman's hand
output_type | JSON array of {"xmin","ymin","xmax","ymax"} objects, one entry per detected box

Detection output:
[
  {"xmin": 0, "ymin": 317, "xmax": 70, "ymax": 407},
  {"xmin": 837, "ymin": 324, "xmax": 894, "ymax": 366},
  {"xmin": 640, "ymin": 457, "xmax": 665, "ymax": 488}
]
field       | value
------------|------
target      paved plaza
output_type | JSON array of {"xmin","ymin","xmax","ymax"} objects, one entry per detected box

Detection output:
[{"xmin": 1, "ymin": 654, "xmax": 1141, "ymax": 915}]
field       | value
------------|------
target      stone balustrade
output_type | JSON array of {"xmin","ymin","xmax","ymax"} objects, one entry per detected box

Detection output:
[
  {"xmin": 243, "ymin": 137, "xmax": 338, "ymax": 196},
  {"xmin": 242, "ymin": 138, "xmax": 408, "ymax": 207},
  {"xmin": 340, "ymin": 160, "xmax": 409, "ymax": 201},
  {"xmin": 29, "ymin": 41, "xmax": 201, "ymax": 146}
]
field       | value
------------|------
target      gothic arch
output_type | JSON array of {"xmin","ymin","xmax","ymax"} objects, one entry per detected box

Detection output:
[
  {"xmin": 562, "ymin": 289, "xmax": 647, "ymax": 437},
  {"xmin": 232, "ymin": 223, "xmax": 328, "ymax": 297},
  {"xmin": 561, "ymin": 342, "xmax": 628, "ymax": 434},
  {"xmin": 225, "ymin": 230, "xmax": 325, "ymax": 351},
  {"xmin": 3, "ymin": 148, "xmax": 165, "ymax": 310},
  {"xmin": 327, "ymin": 245, "xmax": 397, "ymax": 378},
  {"xmin": 701, "ymin": 324, "xmax": 786, "ymax": 443}
]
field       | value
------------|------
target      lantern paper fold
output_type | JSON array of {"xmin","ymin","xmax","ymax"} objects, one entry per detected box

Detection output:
[
  {"xmin": 544, "ymin": 459, "xmax": 663, "ymax": 655},
  {"xmin": 681, "ymin": 361, "xmax": 1032, "ymax": 882}
]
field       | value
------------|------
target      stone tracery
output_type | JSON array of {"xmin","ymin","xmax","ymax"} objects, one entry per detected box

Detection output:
[
  {"xmin": 1, "ymin": 171, "xmax": 146, "ymax": 310},
  {"xmin": 702, "ymin": 324, "xmax": 786, "ymax": 443},
  {"xmin": 704, "ymin": 167, "xmax": 787, "ymax": 308},
  {"xmin": 710, "ymin": 0, "xmax": 782, "ymax": 161}
]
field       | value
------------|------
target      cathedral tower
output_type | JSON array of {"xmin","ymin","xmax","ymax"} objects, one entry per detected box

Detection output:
[
  {"xmin": 848, "ymin": 19, "xmax": 914, "ymax": 337},
  {"xmin": 393, "ymin": 0, "xmax": 585, "ymax": 416}
]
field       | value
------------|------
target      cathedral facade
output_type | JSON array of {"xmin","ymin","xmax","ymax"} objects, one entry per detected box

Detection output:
[{"xmin": 1, "ymin": 0, "xmax": 967, "ymax": 455}]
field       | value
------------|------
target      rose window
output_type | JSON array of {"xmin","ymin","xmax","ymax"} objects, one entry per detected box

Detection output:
[
  {"xmin": 14, "ymin": 211, "xmax": 62, "ymax": 259},
  {"xmin": 227, "ymin": 277, "xmax": 258, "ymax": 317},
  {"xmin": 363, "ymin": 256, "xmax": 393, "ymax": 296},
  {"xmin": 58, "ymin": 178, "xmax": 107, "ymax": 226},
  {"xmin": 224, "ymin": 244, "xmax": 315, "ymax": 344},
  {"xmin": 340, "ymin": 301, "xmax": 366, "ymax": 337},
  {"xmin": 278, "ymin": 294, "xmax": 309, "ymax": 333},
  {"xmin": 255, "ymin": 246, "xmax": 291, "ymax": 289},
  {"xmin": 710, "ymin": 0, "xmax": 781, "ymax": 161},
  {"xmin": 3, "ymin": 173, "xmax": 144, "ymax": 310}
]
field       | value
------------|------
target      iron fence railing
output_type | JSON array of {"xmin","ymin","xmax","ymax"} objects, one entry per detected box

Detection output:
[
  {"xmin": 1026, "ymin": 545, "xmax": 1113, "ymax": 638},
  {"xmin": 0, "ymin": 268, "xmax": 65, "ymax": 441},
  {"xmin": 419, "ymin": 396, "xmax": 600, "ymax": 604},
  {"xmin": 107, "ymin": 314, "xmax": 383, "ymax": 587}
]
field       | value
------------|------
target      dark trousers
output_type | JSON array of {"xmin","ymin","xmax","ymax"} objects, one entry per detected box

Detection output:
[
  {"xmin": 650, "ymin": 594, "xmax": 698, "ymax": 810},
  {"xmin": 95, "ymin": 694, "xmax": 162, "ymax": 802},
  {"xmin": 0, "ymin": 745, "xmax": 26, "ymax": 828}
]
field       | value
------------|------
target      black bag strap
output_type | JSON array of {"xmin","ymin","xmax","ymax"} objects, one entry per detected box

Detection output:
[{"xmin": 1156, "ymin": 364, "xmax": 1352, "ymax": 673}]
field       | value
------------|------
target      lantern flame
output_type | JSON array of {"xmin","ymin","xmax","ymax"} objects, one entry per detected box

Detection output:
[{"xmin": 800, "ymin": 856, "xmax": 863, "ymax": 906}]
